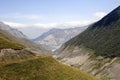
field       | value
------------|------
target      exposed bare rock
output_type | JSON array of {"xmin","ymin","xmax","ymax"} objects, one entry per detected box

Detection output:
[
  {"xmin": 56, "ymin": 46, "xmax": 120, "ymax": 80},
  {"xmin": 0, "ymin": 49, "xmax": 35, "ymax": 61}
]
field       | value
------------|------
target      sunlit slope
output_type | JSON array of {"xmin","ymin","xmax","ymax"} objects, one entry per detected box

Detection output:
[
  {"xmin": 0, "ymin": 56, "xmax": 99, "ymax": 80},
  {"xmin": 0, "ymin": 36, "xmax": 23, "ymax": 50}
]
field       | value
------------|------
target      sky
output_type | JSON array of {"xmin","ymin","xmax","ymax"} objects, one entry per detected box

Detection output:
[{"xmin": 0, "ymin": 0, "xmax": 120, "ymax": 38}]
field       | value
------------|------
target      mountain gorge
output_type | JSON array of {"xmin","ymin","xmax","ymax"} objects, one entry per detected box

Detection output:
[
  {"xmin": 0, "ymin": 22, "xmax": 98, "ymax": 80},
  {"xmin": 34, "ymin": 27, "xmax": 87, "ymax": 51},
  {"xmin": 1, "ymin": 1, "xmax": 119, "ymax": 80},
  {"xmin": 57, "ymin": 6, "xmax": 120, "ymax": 80}
]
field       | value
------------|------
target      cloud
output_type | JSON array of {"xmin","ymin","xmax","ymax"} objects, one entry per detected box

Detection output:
[
  {"xmin": 63, "ymin": 21, "xmax": 93, "ymax": 27},
  {"xmin": 3, "ymin": 19, "xmax": 95, "ymax": 29},
  {"xmin": 34, "ymin": 23, "xmax": 58, "ymax": 28},
  {"xmin": 3, "ymin": 11, "xmax": 107, "ymax": 29},
  {"xmin": 93, "ymin": 12, "xmax": 107, "ymax": 19},
  {"xmin": 1, "ymin": 11, "xmax": 108, "ymax": 29},
  {"xmin": 33, "ymin": 20, "xmax": 95, "ymax": 29},
  {"xmin": 3, "ymin": 21, "xmax": 28, "ymax": 28}
]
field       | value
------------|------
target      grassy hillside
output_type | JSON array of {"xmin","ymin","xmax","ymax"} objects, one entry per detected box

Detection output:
[
  {"xmin": 0, "ymin": 36, "xmax": 23, "ymax": 50},
  {"xmin": 0, "ymin": 55, "xmax": 99, "ymax": 80},
  {"xmin": 65, "ymin": 6, "xmax": 120, "ymax": 58}
]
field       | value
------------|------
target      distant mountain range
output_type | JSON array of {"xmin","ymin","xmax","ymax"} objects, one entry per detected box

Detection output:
[{"xmin": 34, "ymin": 27, "xmax": 88, "ymax": 51}]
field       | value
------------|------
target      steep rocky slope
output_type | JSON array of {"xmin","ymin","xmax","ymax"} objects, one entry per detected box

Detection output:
[
  {"xmin": 34, "ymin": 27, "xmax": 87, "ymax": 51},
  {"xmin": 57, "ymin": 6, "xmax": 120, "ymax": 80},
  {"xmin": 57, "ymin": 46, "xmax": 120, "ymax": 80}
]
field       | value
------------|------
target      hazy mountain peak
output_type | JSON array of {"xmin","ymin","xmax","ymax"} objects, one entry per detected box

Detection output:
[
  {"xmin": 0, "ymin": 22, "xmax": 27, "ymax": 38},
  {"xmin": 34, "ymin": 26, "xmax": 87, "ymax": 51}
]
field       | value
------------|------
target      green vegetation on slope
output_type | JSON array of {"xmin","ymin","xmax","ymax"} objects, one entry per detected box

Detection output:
[
  {"xmin": 65, "ymin": 6, "xmax": 120, "ymax": 58},
  {"xmin": 0, "ymin": 36, "xmax": 23, "ymax": 50},
  {"xmin": 0, "ymin": 55, "xmax": 99, "ymax": 80}
]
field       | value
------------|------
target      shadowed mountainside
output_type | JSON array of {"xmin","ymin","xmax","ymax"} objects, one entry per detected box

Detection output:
[{"xmin": 64, "ymin": 6, "xmax": 120, "ymax": 58}]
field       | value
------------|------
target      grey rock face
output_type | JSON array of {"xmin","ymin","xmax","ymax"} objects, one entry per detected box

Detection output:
[{"xmin": 34, "ymin": 27, "xmax": 87, "ymax": 51}]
